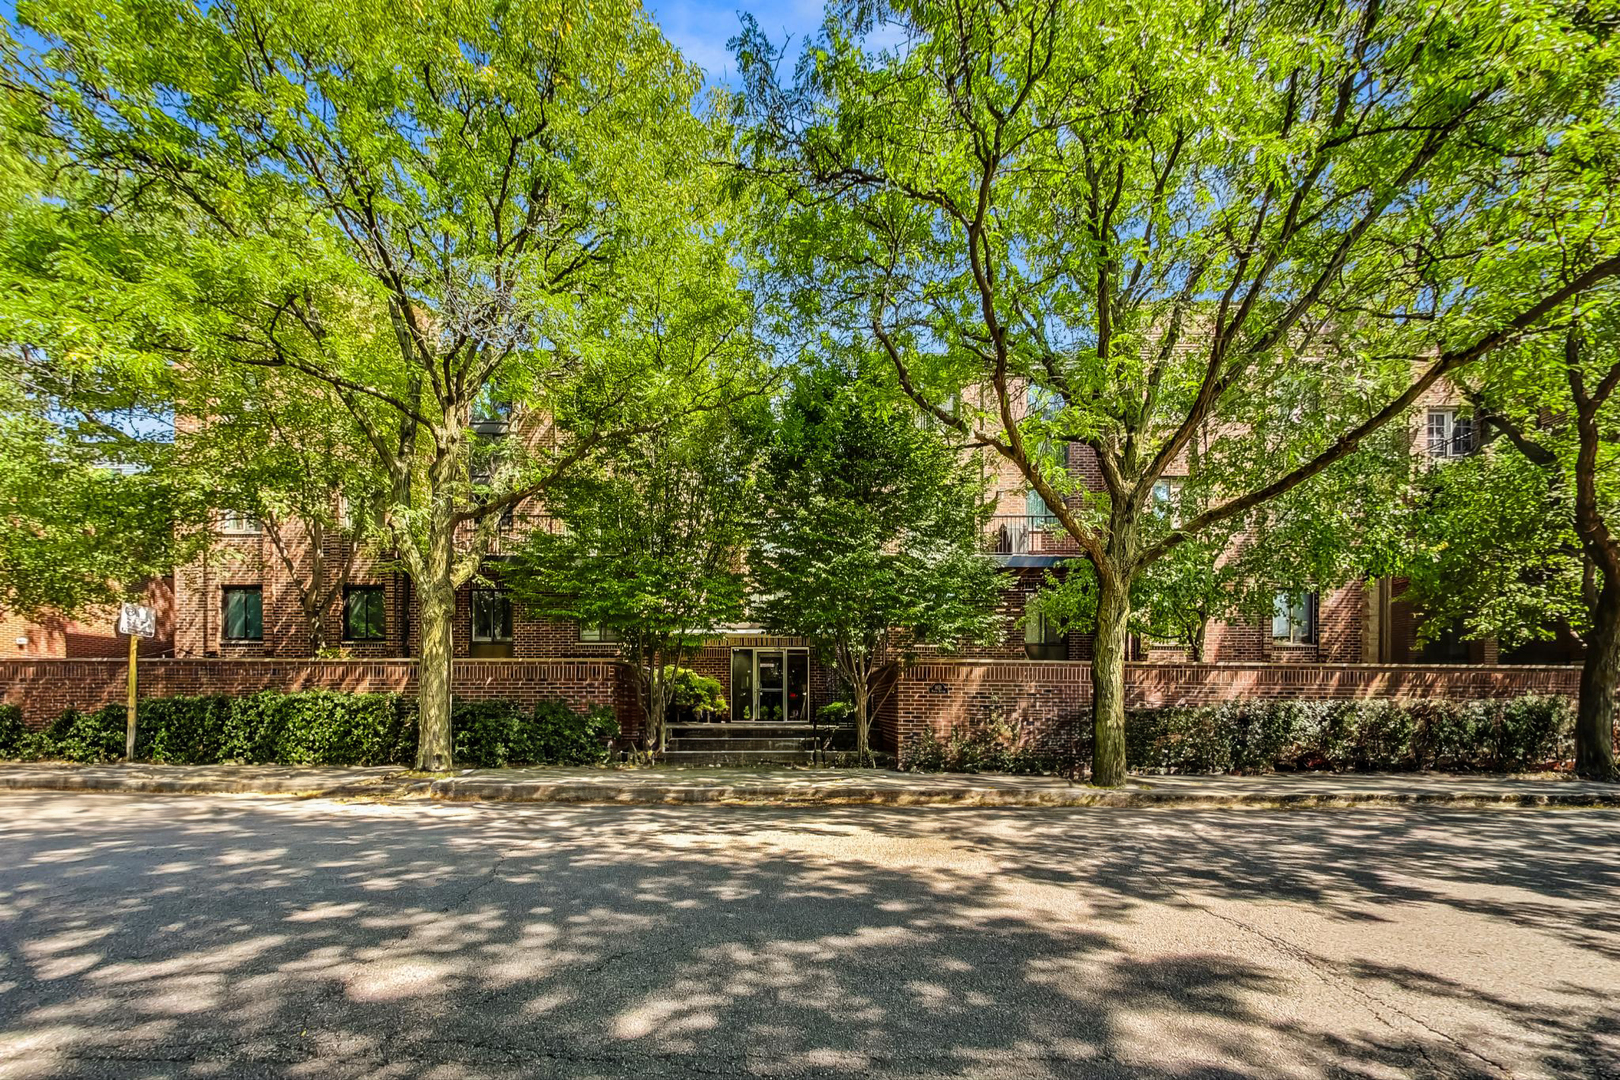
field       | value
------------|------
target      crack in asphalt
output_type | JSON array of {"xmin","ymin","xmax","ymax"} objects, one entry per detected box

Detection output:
[{"xmin": 1133, "ymin": 820, "xmax": 1518, "ymax": 1079}]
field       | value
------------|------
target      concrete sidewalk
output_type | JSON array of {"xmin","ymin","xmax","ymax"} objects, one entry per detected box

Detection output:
[{"xmin": 0, "ymin": 761, "xmax": 1615, "ymax": 807}]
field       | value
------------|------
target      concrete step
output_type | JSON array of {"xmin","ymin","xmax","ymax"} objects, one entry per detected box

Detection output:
[
  {"xmin": 667, "ymin": 737, "xmax": 823, "ymax": 753},
  {"xmin": 667, "ymin": 722, "xmax": 842, "ymax": 736},
  {"xmin": 660, "ymin": 749, "xmax": 828, "ymax": 766}
]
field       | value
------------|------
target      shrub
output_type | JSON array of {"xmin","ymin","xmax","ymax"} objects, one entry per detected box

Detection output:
[
  {"xmin": 449, "ymin": 699, "xmax": 618, "ymax": 767},
  {"xmin": 902, "ymin": 695, "xmax": 1577, "ymax": 776},
  {"xmin": 2, "ymin": 691, "xmax": 617, "ymax": 768},
  {"xmin": 0, "ymin": 704, "xmax": 25, "ymax": 758},
  {"xmin": 815, "ymin": 701, "xmax": 853, "ymax": 726},
  {"xmin": 666, "ymin": 668, "xmax": 727, "ymax": 722},
  {"xmin": 898, "ymin": 716, "xmax": 1078, "ymax": 775}
]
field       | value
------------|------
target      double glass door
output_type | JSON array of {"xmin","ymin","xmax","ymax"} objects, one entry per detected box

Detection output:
[{"xmin": 730, "ymin": 649, "xmax": 809, "ymax": 723}]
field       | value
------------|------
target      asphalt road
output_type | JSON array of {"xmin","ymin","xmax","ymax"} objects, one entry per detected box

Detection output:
[{"xmin": 0, "ymin": 795, "xmax": 1616, "ymax": 1079}]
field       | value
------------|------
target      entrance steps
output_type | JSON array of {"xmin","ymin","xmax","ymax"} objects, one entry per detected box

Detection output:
[{"xmin": 662, "ymin": 721, "xmax": 855, "ymax": 766}]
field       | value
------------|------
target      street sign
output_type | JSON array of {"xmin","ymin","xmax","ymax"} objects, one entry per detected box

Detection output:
[{"xmin": 118, "ymin": 603, "xmax": 157, "ymax": 639}]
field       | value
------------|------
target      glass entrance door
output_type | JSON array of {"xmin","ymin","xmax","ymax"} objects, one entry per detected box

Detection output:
[{"xmin": 731, "ymin": 648, "xmax": 810, "ymax": 723}]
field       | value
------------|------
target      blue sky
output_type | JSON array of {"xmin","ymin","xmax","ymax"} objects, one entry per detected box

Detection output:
[{"xmin": 646, "ymin": 0, "xmax": 827, "ymax": 86}]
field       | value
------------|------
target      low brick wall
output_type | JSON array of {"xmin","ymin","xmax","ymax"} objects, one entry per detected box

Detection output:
[
  {"xmin": 0, "ymin": 658, "xmax": 630, "ymax": 732},
  {"xmin": 876, "ymin": 661, "xmax": 1584, "ymax": 755},
  {"xmin": 4, "ymin": 657, "xmax": 1582, "ymax": 757}
]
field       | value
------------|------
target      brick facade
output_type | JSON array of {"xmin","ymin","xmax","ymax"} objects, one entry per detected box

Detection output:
[
  {"xmin": 2, "ymin": 578, "xmax": 176, "ymax": 660},
  {"xmin": 0, "ymin": 658, "xmax": 625, "ymax": 730}
]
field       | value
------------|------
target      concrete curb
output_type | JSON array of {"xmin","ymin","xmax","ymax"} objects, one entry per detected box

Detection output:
[
  {"xmin": 0, "ymin": 773, "xmax": 430, "ymax": 799},
  {"xmin": 427, "ymin": 780, "xmax": 1620, "ymax": 809},
  {"xmin": 2, "ymin": 771, "xmax": 1616, "ymax": 809}
]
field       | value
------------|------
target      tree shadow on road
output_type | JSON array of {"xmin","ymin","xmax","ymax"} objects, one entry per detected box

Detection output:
[{"xmin": 0, "ymin": 797, "xmax": 1615, "ymax": 1078}]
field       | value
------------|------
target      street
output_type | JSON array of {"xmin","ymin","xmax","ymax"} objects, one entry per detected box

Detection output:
[{"xmin": 0, "ymin": 794, "xmax": 1616, "ymax": 1079}]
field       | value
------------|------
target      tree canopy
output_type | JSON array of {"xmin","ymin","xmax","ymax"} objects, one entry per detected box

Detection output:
[
  {"xmin": 736, "ymin": 0, "xmax": 1620, "ymax": 783},
  {"xmin": 1, "ymin": 0, "xmax": 764, "ymax": 767},
  {"xmin": 750, "ymin": 361, "xmax": 1002, "ymax": 758}
]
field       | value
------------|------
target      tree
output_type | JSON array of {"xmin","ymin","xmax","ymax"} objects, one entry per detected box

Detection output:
[
  {"xmin": 0, "ymin": 96, "xmax": 202, "ymax": 618},
  {"xmin": 749, "ymin": 363, "xmax": 1002, "ymax": 761},
  {"xmin": 736, "ymin": 0, "xmax": 1620, "ymax": 784},
  {"xmin": 506, "ymin": 407, "xmax": 764, "ymax": 754},
  {"xmin": 2, "ymin": 0, "xmax": 759, "ymax": 768},
  {"xmin": 0, "ymin": 368, "xmax": 191, "ymax": 618},
  {"xmin": 1405, "ymin": 311, "xmax": 1620, "ymax": 779}
]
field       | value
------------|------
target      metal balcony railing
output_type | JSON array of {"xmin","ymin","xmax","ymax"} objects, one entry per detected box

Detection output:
[
  {"xmin": 989, "ymin": 514, "xmax": 1077, "ymax": 556},
  {"xmin": 457, "ymin": 507, "xmax": 564, "ymax": 556}
]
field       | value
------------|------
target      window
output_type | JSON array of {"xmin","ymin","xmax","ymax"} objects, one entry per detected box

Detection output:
[
  {"xmin": 1152, "ymin": 478, "xmax": 1184, "ymax": 525},
  {"xmin": 1026, "ymin": 383, "xmax": 1060, "ymax": 420},
  {"xmin": 1272, "ymin": 593, "xmax": 1316, "ymax": 645},
  {"xmin": 343, "ymin": 586, "xmax": 386, "ymax": 641},
  {"xmin": 1026, "ymin": 488, "xmax": 1059, "ymax": 526},
  {"xmin": 580, "ymin": 624, "xmax": 621, "ymax": 643},
  {"xmin": 730, "ymin": 648, "xmax": 810, "ymax": 723},
  {"xmin": 1024, "ymin": 597, "xmax": 1067, "ymax": 661},
  {"xmin": 220, "ymin": 510, "xmax": 261, "ymax": 535},
  {"xmin": 222, "ymin": 587, "xmax": 263, "ymax": 641},
  {"xmin": 1426, "ymin": 409, "xmax": 1476, "ymax": 458},
  {"xmin": 470, "ymin": 589, "xmax": 513, "ymax": 643}
]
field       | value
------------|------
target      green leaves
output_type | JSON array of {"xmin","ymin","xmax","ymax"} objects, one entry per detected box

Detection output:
[{"xmin": 749, "ymin": 361, "xmax": 1001, "ymax": 661}]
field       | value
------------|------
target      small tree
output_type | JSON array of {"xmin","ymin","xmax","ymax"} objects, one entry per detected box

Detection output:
[
  {"xmin": 750, "ymin": 363, "xmax": 1002, "ymax": 761},
  {"xmin": 507, "ymin": 409, "xmax": 764, "ymax": 754}
]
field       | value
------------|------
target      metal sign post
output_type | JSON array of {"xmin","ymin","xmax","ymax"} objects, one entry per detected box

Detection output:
[{"xmin": 117, "ymin": 603, "xmax": 157, "ymax": 763}]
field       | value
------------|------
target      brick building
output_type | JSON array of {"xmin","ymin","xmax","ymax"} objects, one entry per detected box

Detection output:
[
  {"xmin": 2, "ymin": 578, "xmax": 176, "ymax": 660},
  {"xmin": 151, "ymin": 375, "xmax": 1581, "ymax": 751}
]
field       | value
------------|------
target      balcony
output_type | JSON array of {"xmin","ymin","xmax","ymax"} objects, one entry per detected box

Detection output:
[
  {"xmin": 456, "ymin": 506, "xmax": 563, "ymax": 557},
  {"xmin": 989, "ymin": 514, "xmax": 1080, "ymax": 564}
]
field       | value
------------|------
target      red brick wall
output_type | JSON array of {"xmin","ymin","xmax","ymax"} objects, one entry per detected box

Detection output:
[
  {"xmin": 1, "ymin": 579, "xmax": 176, "ymax": 660},
  {"xmin": 0, "ymin": 658, "xmax": 626, "ymax": 730},
  {"xmin": 876, "ymin": 660, "xmax": 1583, "ymax": 754}
]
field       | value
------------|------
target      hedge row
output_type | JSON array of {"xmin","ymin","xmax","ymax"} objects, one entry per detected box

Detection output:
[
  {"xmin": 0, "ymin": 693, "xmax": 617, "ymax": 768},
  {"xmin": 899, "ymin": 696, "xmax": 1577, "ymax": 776}
]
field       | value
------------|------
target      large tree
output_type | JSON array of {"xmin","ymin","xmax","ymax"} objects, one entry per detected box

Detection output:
[
  {"xmin": 749, "ymin": 362, "xmax": 1002, "ymax": 762},
  {"xmin": 2, "ymin": 0, "xmax": 759, "ymax": 768},
  {"xmin": 736, "ymin": 0, "xmax": 1620, "ymax": 784},
  {"xmin": 1406, "ymin": 304, "xmax": 1620, "ymax": 779},
  {"xmin": 507, "ymin": 407, "xmax": 765, "ymax": 755}
]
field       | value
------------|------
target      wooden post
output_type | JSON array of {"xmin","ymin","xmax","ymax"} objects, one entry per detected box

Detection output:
[{"xmin": 125, "ymin": 631, "xmax": 138, "ymax": 763}]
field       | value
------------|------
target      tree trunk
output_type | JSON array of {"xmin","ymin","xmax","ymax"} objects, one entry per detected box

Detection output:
[
  {"xmin": 1576, "ymin": 575, "xmax": 1619, "ymax": 780},
  {"xmin": 851, "ymin": 678, "xmax": 870, "ymax": 764},
  {"xmin": 416, "ymin": 578, "xmax": 455, "ymax": 771},
  {"xmin": 414, "ymin": 450, "xmax": 459, "ymax": 772},
  {"xmin": 1091, "ymin": 573, "xmax": 1131, "ymax": 787}
]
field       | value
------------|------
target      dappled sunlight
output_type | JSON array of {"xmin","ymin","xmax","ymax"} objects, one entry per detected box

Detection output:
[{"xmin": 0, "ymin": 795, "xmax": 1616, "ymax": 1077}]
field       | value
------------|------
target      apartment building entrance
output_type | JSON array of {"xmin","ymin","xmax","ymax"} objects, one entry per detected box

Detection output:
[{"xmin": 730, "ymin": 648, "xmax": 810, "ymax": 723}]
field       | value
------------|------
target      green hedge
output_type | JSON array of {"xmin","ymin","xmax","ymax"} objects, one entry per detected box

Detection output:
[
  {"xmin": 899, "ymin": 696, "xmax": 1576, "ymax": 776},
  {"xmin": 0, "ymin": 693, "xmax": 618, "ymax": 768}
]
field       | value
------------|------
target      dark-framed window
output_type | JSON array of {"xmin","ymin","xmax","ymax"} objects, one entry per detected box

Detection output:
[
  {"xmin": 222, "ymin": 586, "xmax": 263, "ymax": 641},
  {"xmin": 471, "ymin": 589, "xmax": 513, "ymax": 643},
  {"xmin": 1024, "ymin": 595, "xmax": 1067, "ymax": 661},
  {"xmin": 580, "ymin": 624, "xmax": 622, "ymax": 642},
  {"xmin": 1272, "ymin": 593, "xmax": 1317, "ymax": 645},
  {"xmin": 343, "ymin": 585, "xmax": 387, "ymax": 641}
]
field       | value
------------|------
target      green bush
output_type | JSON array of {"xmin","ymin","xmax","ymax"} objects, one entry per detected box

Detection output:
[
  {"xmin": 2, "ymin": 691, "xmax": 617, "ymax": 768},
  {"xmin": 0, "ymin": 704, "xmax": 26, "ymax": 758},
  {"xmin": 902, "ymin": 696, "xmax": 1576, "ymax": 776},
  {"xmin": 450, "ymin": 699, "xmax": 618, "ymax": 767},
  {"xmin": 666, "ymin": 668, "xmax": 727, "ymax": 722},
  {"xmin": 898, "ymin": 719, "xmax": 1077, "ymax": 775}
]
